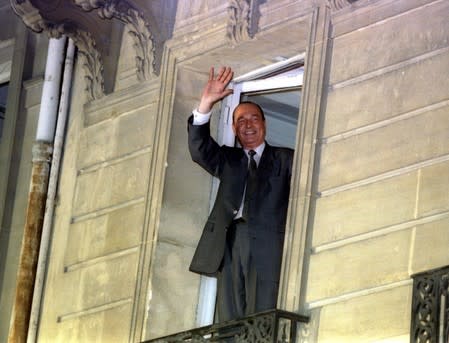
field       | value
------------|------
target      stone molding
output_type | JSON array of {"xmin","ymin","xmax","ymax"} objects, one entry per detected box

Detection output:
[
  {"xmin": 73, "ymin": 0, "xmax": 156, "ymax": 81},
  {"xmin": 227, "ymin": 0, "xmax": 259, "ymax": 45},
  {"xmin": 73, "ymin": 30, "xmax": 106, "ymax": 101},
  {"xmin": 10, "ymin": 0, "xmax": 105, "ymax": 101},
  {"xmin": 11, "ymin": 0, "xmax": 158, "ymax": 102},
  {"xmin": 328, "ymin": 0, "xmax": 359, "ymax": 11},
  {"xmin": 83, "ymin": 80, "xmax": 159, "ymax": 127},
  {"xmin": 10, "ymin": 0, "xmax": 47, "ymax": 34}
]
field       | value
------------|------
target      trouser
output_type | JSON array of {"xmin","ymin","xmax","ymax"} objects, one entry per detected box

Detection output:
[{"xmin": 216, "ymin": 220, "xmax": 279, "ymax": 322}]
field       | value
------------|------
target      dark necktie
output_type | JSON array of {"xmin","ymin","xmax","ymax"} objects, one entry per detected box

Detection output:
[{"xmin": 243, "ymin": 150, "xmax": 257, "ymax": 220}]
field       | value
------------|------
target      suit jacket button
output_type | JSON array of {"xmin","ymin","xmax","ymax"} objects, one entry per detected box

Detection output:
[{"xmin": 233, "ymin": 210, "xmax": 238, "ymax": 215}]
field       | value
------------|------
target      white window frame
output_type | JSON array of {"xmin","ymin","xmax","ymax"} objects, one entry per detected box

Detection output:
[{"xmin": 218, "ymin": 56, "xmax": 304, "ymax": 148}]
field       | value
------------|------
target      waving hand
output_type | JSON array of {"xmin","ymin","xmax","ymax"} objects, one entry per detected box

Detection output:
[{"xmin": 198, "ymin": 67, "xmax": 234, "ymax": 113}]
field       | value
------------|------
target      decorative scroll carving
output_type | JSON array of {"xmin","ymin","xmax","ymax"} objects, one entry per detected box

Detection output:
[
  {"xmin": 11, "ymin": 0, "xmax": 48, "ymax": 33},
  {"xmin": 411, "ymin": 267, "xmax": 449, "ymax": 343},
  {"xmin": 26, "ymin": 0, "xmax": 64, "ymax": 12},
  {"xmin": 72, "ymin": 30, "xmax": 105, "ymax": 101},
  {"xmin": 74, "ymin": 0, "xmax": 155, "ymax": 80},
  {"xmin": 328, "ymin": 0, "xmax": 358, "ymax": 11},
  {"xmin": 10, "ymin": 0, "xmax": 105, "ymax": 101},
  {"xmin": 235, "ymin": 313, "xmax": 274, "ymax": 342},
  {"xmin": 227, "ymin": 0, "xmax": 259, "ymax": 45}
]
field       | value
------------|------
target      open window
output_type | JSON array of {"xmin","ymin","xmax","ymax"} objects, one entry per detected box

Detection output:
[{"xmin": 195, "ymin": 55, "xmax": 304, "ymax": 326}]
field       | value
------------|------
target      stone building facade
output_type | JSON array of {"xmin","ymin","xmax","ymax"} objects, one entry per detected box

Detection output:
[{"xmin": 0, "ymin": 0, "xmax": 448, "ymax": 342}]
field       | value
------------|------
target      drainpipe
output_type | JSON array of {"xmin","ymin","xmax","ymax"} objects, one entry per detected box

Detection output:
[
  {"xmin": 27, "ymin": 38, "xmax": 75, "ymax": 343},
  {"xmin": 8, "ymin": 36, "xmax": 67, "ymax": 343}
]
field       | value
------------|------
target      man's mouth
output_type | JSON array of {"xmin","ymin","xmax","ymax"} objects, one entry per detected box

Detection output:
[{"xmin": 244, "ymin": 130, "xmax": 256, "ymax": 136}]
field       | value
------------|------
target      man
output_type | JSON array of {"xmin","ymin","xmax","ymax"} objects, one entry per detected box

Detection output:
[{"xmin": 188, "ymin": 66, "xmax": 294, "ymax": 322}]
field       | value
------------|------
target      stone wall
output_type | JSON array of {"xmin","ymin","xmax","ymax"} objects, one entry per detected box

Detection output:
[
  {"xmin": 144, "ymin": 0, "xmax": 319, "ymax": 339},
  {"xmin": 2, "ymin": 0, "xmax": 447, "ymax": 342},
  {"xmin": 305, "ymin": 0, "xmax": 449, "ymax": 341},
  {"xmin": 36, "ymin": 58, "xmax": 160, "ymax": 341}
]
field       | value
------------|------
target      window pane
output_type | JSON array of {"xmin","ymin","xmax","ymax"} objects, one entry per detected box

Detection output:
[{"xmin": 241, "ymin": 88, "xmax": 301, "ymax": 149}]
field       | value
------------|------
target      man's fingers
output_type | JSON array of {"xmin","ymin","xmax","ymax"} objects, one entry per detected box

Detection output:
[
  {"xmin": 209, "ymin": 67, "xmax": 214, "ymax": 81},
  {"xmin": 223, "ymin": 68, "xmax": 234, "ymax": 84},
  {"xmin": 221, "ymin": 67, "xmax": 233, "ymax": 82},
  {"xmin": 216, "ymin": 66, "xmax": 226, "ymax": 81},
  {"xmin": 216, "ymin": 66, "xmax": 233, "ymax": 84}
]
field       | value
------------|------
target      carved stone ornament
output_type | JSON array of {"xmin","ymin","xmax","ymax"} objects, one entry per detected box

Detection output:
[
  {"xmin": 73, "ymin": 30, "xmax": 106, "ymax": 101},
  {"xmin": 10, "ymin": 0, "xmax": 49, "ymax": 34},
  {"xmin": 73, "ymin": 0, "xmax": 156, "ymax": 80},
  {"xmin": 10, "ymin": 0, "xmax": 105, "ymax": 101},
  {"xmin": 227, "ymin": 0, "xmax": 256, "ymax": 45},
  {"xmin": 328, "ymin": 0, "xmax": 357, "ymax": 11}
]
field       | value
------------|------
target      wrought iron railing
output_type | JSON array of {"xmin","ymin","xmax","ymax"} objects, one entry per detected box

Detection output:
[
  {"xmin": 411, "ymin": 265, "xmax": 449, "ymax": 343},
  {"xmin": 144, "ymin": 309, "xmax": 309, "ymax": 343}
]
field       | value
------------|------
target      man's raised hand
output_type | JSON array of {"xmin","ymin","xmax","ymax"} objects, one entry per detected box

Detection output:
[{"xmin": 198, "ymin": 67, "xmax": 234, "ymax": 114}]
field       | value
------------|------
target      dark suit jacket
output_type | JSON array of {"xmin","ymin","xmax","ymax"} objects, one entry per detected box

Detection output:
[{"xmin": 188, "ymin": 115, "xmax": 293, "ymax": 281}]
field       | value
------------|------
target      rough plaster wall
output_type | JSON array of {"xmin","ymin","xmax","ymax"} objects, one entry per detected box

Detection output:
[{"xmin": 306, "ymin": 0, "xmax": 449, "ymax": 342}]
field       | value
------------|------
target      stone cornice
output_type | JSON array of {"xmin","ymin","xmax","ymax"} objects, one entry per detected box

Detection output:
[
  {"xmin": 10, "ymin": 0, "xmax": 160, "ymax": 102},
  {"xmin": 11, "ymin": 0, "xmax": 105, "ymax": 101},
  {"xmin": 10, "ymin": 0, "xmax": 47, "ymax": 34},
  {"xmin": 227, "ymin": 0, "xmax": 251, "ymax": 45},
  {"xmin": 226, "ymin": 0, "xmax": 261, "ymax": 45},
  {"xmin": 328, "ymin": 0, "xmax": 360, "ymax": 11}
]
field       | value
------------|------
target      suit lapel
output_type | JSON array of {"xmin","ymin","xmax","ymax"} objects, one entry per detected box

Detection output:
[
  {"xmin": 228, "ymin": 149, "xmax": 248, "ymax": 208},
  {"xmin": 256, "ymin": 144, "xmax": 279, "ymax": 196},
  {"xmin": 258, "ymin": 144, "xmax": 279, "ymax": 177}
]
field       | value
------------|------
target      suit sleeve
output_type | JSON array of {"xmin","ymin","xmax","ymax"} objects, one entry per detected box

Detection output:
[{"xmin": 187, "ymin": 115, "xmax": 223, "ymax": 178}]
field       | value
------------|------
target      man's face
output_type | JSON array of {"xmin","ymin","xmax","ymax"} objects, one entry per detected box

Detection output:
[{"xmin": 232, "ymin": 103, "xmax": 266, "ymax": 149}]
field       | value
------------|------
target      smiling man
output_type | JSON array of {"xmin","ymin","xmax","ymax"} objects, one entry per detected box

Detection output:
[
  {"xmin": 187, "ymin": 67, "xmax": 294, "ymax": 322},
  {"xmin": 232, "ymin": 102, "xmax": 266, "ymax": 149}
]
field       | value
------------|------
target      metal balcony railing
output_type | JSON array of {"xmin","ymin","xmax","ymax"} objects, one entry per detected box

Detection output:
[
  {"xmin": 411, "ymin": 265, "xmax": 449, "ymax": 343},
  {"xmin": 144, "ymin": 309, "xmax": 309, "ymax": 343}
]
